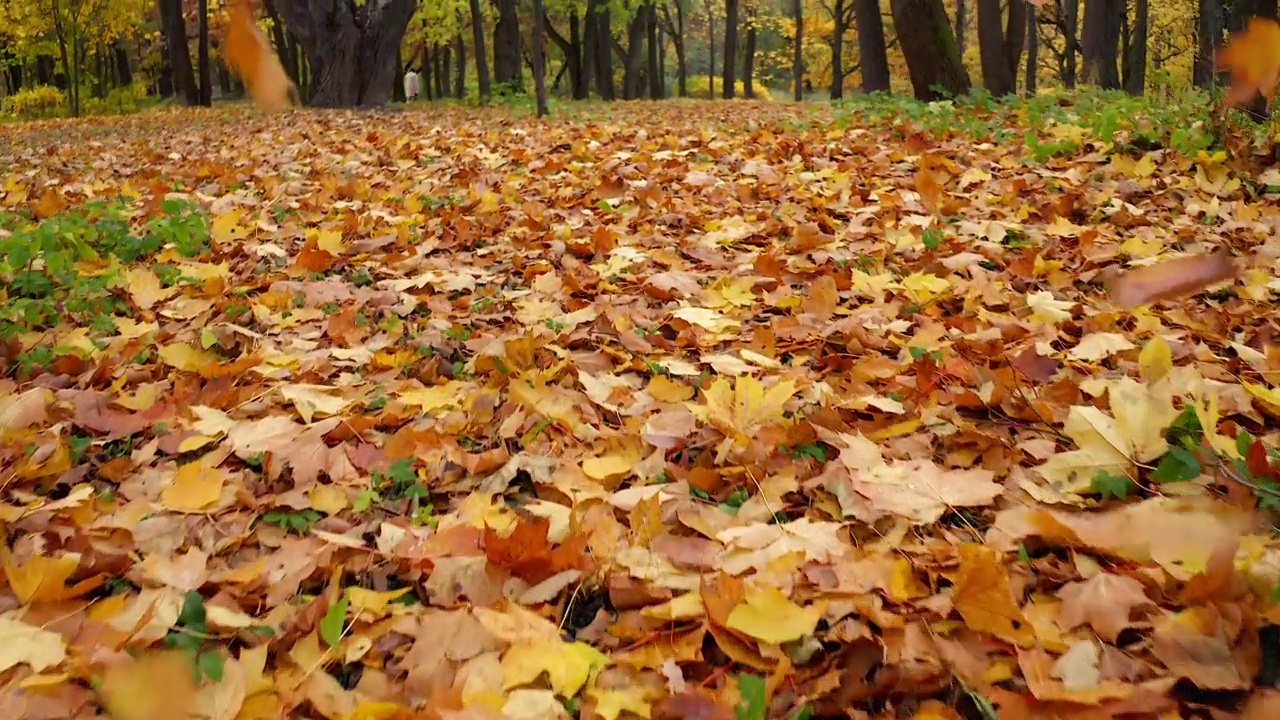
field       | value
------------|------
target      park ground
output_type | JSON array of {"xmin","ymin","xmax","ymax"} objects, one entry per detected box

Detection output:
[{"xmin": 3, "ymin": 96, "xmax": 1280, "ymax": 719}]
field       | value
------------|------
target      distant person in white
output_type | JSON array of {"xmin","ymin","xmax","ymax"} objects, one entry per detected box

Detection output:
[{"xmin": 404, "ymin": 68, "xmax": 420, "ymax": 102}]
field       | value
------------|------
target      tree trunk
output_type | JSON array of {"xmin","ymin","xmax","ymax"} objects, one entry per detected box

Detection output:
[
  {"xmin": 438, "ymin": 44, "xmax": 449, "ymax": 98},
  {"xmin": 197, "ymin": 0, "xmax": 211, "ymax": 105},
  {"xmin": 394, "ymin": 47, "xmax": 407, "ymax": 101},
  {"xmin": 454, "ymin": 32, "xmax": 466, "ymax": 98},
  {"xmin": 547, "ymin": 12, "xmax": 586, "ymax": 99},
  {"xmin": 595, "ymin": 6, "xmax": 615, "ymax": 99},
  {"xmin": 706, "ymin": 1, "xmax": 715, "ymax": 97},
  {"xmin": 977, "ymin": 0, "xmax": 1025, "ymax": 95},
  {"xmin": 661, "ymin": 0, "xmax": 688, "ymax": 97},
  {"xmin": 647, "ymin": 5, "xmax": 662, "ymax": 98},
  {"xmin": 722, "ymin": 0, "xmax": 738, "ymax": 97},
  {"xmin": 1063, "ymin": 0, "xmax": 1078, "ymax": 87},
  {"xmin": 263, "ymin": 0, "xmax": 300, "ymax": 88},
  {"xmin": 793, "ymin": 0, "xmax": 803, "ymax": 101},
  {"xmin": 743, "ymin": 18, "xmax": 756, "ymax": 98},
  {"xmin": 274, "ymin": 0, "xmax": 416, "ymax": 107},
  {"xmin": 158, "ymin": 0, "xmax": 198, "ymax": 105},
  {"xmin": 1025, "ymin": 5, "xmax": 1038, "ymax": 93},
  {"xmin": 830, "ymin": 0, "xmax": 846, "ymax": 99},
  {"xmin": 1123, "ymin": 0, "xmax": 1147, "ymax": 94},
  {"xmin": 493, "ymin": 0, "xmax": 521, "ymax": 88},
  {"xmin": 1081, "ymin": 0, "xmax": 1121, "ymax": 88},
  {"xmin": 112, "ymin": 42, "xmax": 133, "ymax": 88},
  {"xmin": 855, "ymin": 0, "xmax": 890, "ymax": 91},
  {"xmin": 1193, "ymin": 0, "xmax": 1222, "ymax": 88},
  {"xmin": 470, "ymin": 0, "xmax": 492, "ymax": 99},
  {"xmin": 623, "ymin": 8, "xmax": 646, "ymax": 98},
  {"xmin": 532, "ymin": 0, "xmax": 549, "ymax": 115},
  {"xmin": 890, "ymin": 0, "xmax": 971, "ymax": 100}
]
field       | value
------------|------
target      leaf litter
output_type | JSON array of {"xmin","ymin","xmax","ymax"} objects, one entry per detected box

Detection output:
[{"xmin": 3, "ymin": 93, "xmax": 1280, "ymax": 720}]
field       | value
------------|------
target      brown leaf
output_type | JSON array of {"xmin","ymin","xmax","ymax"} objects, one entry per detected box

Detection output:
[
  {"xmin": 1106, "ymin": 250, "xmax": 1238, "ymax": 308},
  {"xmin": 1055, "ymin": 572, "xmax": 1154, "ymax": 643}
]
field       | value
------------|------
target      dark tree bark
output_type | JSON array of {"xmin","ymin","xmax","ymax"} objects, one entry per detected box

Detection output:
[
  {"xmin": 438, "ymin": 44, "xmax": 449, "ymax": 98},
  {"xmin": 1194, "ymin": 0, "xmax": 1223, "ymax": 88},
  {"xmin": 263, "ymin": 0, "xmax": 301, "ymax": 89},
  {"xmin": 955, "ymin": 0, "xmax": 967, "ymax": 57},
  {"xmin": 532, "ymin": 0, "xmax": 549, "ymax": 115},
  {"xmin": 647, "ymin": 5, "xmax": 663, "ymax": 98},
  {"xmin": 976, "ymin": 0, "xmax": 1025, "ymax": 95},
  {"xmin": 706, "ymin": 0, "xmax": 715, "ymax": 97},
  {"xmin": 659, "ymin": 0, "xmax": 688, "ymax": 96},
  {"xmin": 1063, "ymin": 0, "xmax": 1078, "ymax": 87},
  {"xmin": 546, "ymin": 12, "xmax": 586, "ymax": 98},
  {"xmin": 1123, "ymin": 0, "xmax": 1147, "ymax": 94},
  {"xmin": 855, "ymin": 0, "xmax": 891, "ymax": 91},
  {"xmin": 890, "ymin": 0, "xmax": 971, "ymax": 100},
  {"xmin": 743, "ymin": 16, "xmax": 756, "ymax": 98},
  {"xmin": 454, "ymin": 32, "xmax": 467, "ymax": 98},
  {"xmin": 158, "ymin": 0, "xmax": 198, "ymax": 104},
  {"xmin": 594, "ymin": 5, "xmax": 616, "ymax": 99},
  {"xmin": 1025, "ymin": 5, "xmax": 1038, "ymax": 93},
  {"xmin": 394, "ymin": 47, "xmax": 407, "ymax": 101},
  {"xmin": 493, "ymin": 0, "xmax": 522, "ymax": 87},
  {"xmin": 829, "ymin": 0, "xmax": 849, "ymax": 99},
  {"xmin": 623, "ymin": 7, "xmax": 646, "ymax": 98},
  {"xmin": 582, "ymin": 0, "xmax": 596, "ymax": 94},
  {"xmin": 470, "ymin": 0, "xmax": 492, "ymax": 99},
  {"xmin": 114, "ymin": 42, "xmax": 133, "ymax": 87},
  {"xmin": 274, "ymin": 0, "xmax": 416, "ymax": 107},
  {"xmin": 793, "ymin": 0, "xmax": 803, "ymax": 101},
  {"xmin": 722, "ymin": 0, "xmax": 738, "ymax": 97},
  {"xmin": 1081, "ymin": 0, "xmax": 1121, "ymax": 88},
  {"xmin": 197, "ymin": 0, "xmax": 211, "ymax": 105}
]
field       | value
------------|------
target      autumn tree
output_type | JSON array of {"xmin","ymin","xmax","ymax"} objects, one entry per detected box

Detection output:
[
  {"xmin": 1081, "ymin": 0, "xmax": 1122, "ymax": 87},
  {"xmin": 493, "ymin": 0, "xmax": 520, "ymax": 88},
  {"xmin": 723, "ymin": 0, "xmax": 737, "ymax": 96},
  {"xmin": 976, "ymin": 0, "xmax": 1026, "ymax": 95},
  {"xmin": 792, "ymin": 0, "xmax": 802, "ymax": 99},
  {"xmin": 1122, "ymin": 0, "xmax": 1148, "ymax": 94},
  {"xmin": 271, "ymin": 0, "xmax": 415, "ymax": 107},
  {"xmin": 891, "ymin": 0, "xmax": 971, "ymax": 99},
  {"xmin": 658, "ymin": 0, "xmax": 689, "ymax": 96},
  {"xmin": 855, "ymin": 0, "xmax": 889, "ymax": 92}
]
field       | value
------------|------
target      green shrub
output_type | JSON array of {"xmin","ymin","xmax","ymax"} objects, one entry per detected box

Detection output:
[
  {"xmin": 2, "ymin": 85, "xmax": 66, "ymax": 120},
  {"xmin": 685, "ymin": 76, "xmax": 772, "ymax": 100},
  {"xmin": 83, "ymin": 82, "xmax": 151, "ymax": 117}
]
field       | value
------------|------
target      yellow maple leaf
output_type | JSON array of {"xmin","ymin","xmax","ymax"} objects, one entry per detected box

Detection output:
[
  {"xmin": 97, "ymin": 650, "xmax": 197, "ymax": 720},
  {"xmin": 161, "ymin": 460, "xmax": 225, "ymax": 513},
  {"xmin": 158, "ymin": 343, "xmax": 219, "ymax": 372},
  {"xmin": 396, "ymin": 381, "xmax": 467, "ymax": 413},
  {"xmin": 725, "ymin": 584, "xmax": 820, "ymax": 645},
  {"xmin": 582, "ymin": 449, "xmax": 640, "ymax": 481},
  {"xmin": 1036, "ymin": 377, "xmax": 1177, "ymax": 493},
  {"xmin": 900, "ymin": 272, "xmax": 951, "ymax": 303},
  {"xmin": 690, "ymin": 375, "xmax": 798, "ymax": 450},
  {"xmin": 502, "ymin": 640, "xmax": 608, "ymax": 697},
  {"xmin": 0, "ymin": 614, "xmax": 67, "ymax": 673},
  {"xmin": 210, "ymin": 209, "xmax": 250, "ymax": 245},
  {"xmin": 0, "ymin": 546, "xmax": 100, "ymax": 604}
]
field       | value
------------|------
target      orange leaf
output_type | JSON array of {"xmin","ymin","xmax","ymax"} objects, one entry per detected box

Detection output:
[
  {"xmin": 1105, "ymin": 250, "xmax": 1238, "ymax": 309},
  {"xmin": 225, "ymin": 0, "xmax": 293, "ymax": 111},
  {"xmin": 1217, "ymin": 18, "xmax": 1280, "ymax": 106}
]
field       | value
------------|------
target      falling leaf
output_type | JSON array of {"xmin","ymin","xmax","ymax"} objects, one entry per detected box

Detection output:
[
  {"xmin": 97, "ymin": 650, "xmax": 198, "ymax": 720},
  {"xmin": 1107, "ymin": 251, "xmax": 1239, "ymax": 308},
  {"xmin": 1217, "ymin": 18, "xmax": 1280, "ymax": 105},
  {"xmin": 224, "ymin": 0, "xmax": 293, "ymax": 111}
]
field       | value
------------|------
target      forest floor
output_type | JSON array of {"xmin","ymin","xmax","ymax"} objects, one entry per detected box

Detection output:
[{"xmin": 2, "ymin": 97, "xmax": 1280, "ymax": 720}]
